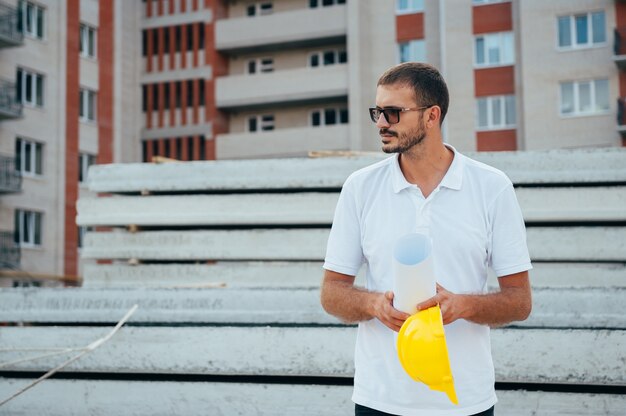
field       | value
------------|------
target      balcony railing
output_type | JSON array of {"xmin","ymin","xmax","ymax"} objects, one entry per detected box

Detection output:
[
  {"xmin": 0, "ymin": 78, "xmax": 23, "ymax": 120},
  {"xmin": 613, "ymin": 28, "xmax": 626, "ymax": 69},
  {"xmin": 0, "ymin": 230, "xmax": 20, "ymax": 269},
  {"xmin": 0, "ymin": 154, "xmax": 21, "ymax": 193},
  {"xmin": 216, "ymin": 5, "xmax": 347, "ymax": 53},
  {"xmin": 617, "ymin": 98, "xmax": 626, "ymax": 139},
  {"xmin": 216, "ymin": 65, "xmax": 349, "ymax": 109},
  {"xmin": 0, "ymin": 2, "xmax": 23, "ymax": 48}
]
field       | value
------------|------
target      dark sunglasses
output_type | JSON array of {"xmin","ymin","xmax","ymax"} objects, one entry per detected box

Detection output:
[{"xmin": 368, "ymin": 106, "xmax": 432, "ymax": 124}]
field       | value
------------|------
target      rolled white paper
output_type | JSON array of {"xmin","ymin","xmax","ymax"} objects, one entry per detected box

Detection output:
[{"xmin": 392, "ymin": 233, "xmax": 436, "ymax": 315}]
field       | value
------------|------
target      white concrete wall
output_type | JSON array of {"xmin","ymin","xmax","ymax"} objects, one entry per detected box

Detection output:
[
  {"xmin": 346, "ymin": 0, "xmax": 396, "ymax": 153},
  {"xmin": 441, "ymin": 0, "xmax": 476, "ymax": 152},
  {"xmin": 116, "ymin": 0, "xmax": 143, "ymax": 164}
]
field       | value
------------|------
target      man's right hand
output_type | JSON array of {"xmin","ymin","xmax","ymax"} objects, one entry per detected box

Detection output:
[
  {"xmin": 372, "ymin": 291, "xmax": 410, "ymax": 332},
  {"xmin": 320, "ymin": 270, "xmax": 409, "ymax": 331}
]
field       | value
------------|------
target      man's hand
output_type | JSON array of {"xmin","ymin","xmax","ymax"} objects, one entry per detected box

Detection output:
[
  {"xmin": 415, "ymin": 271, "xmax": 532, "ymax": 327},
  {"xmin": 416, "ymin": 284, "xmax": 467, "ymax": 325},
  {"xmin": 372, "ymin": 291, "xmax": 411, "ymax": 332}
]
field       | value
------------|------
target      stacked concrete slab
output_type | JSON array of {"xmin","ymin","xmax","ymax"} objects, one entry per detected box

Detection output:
[{"xmin": 1, "ymin": 148, "xmax": 625, "ymax": 415}]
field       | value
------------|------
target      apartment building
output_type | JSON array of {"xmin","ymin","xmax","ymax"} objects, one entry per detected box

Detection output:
[
  {"xmin": 0, "ymin": 0, "xmax": 118, "ymax": 282},
  {"xmin": 0, "ymin": 0, "xmax": 623, "ymax": 281},
  {"xmin": 208, "ymin": 0, "xmax": 621, "ymax": 155}
]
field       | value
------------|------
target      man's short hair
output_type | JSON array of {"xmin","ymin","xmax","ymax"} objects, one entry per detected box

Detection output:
[{"xmin": 377, "ymin": 62, "xmax": 449, "ymax": 125}]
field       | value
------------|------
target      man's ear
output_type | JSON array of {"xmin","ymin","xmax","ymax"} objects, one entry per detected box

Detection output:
[{"xmin": 425, "ymin": 106, "xmax": 441, "ymax": 128}]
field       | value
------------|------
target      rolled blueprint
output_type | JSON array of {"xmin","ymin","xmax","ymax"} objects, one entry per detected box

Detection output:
[{"xmin": 392, "ymin": 233, "xmax": 436, "ymax": 315}]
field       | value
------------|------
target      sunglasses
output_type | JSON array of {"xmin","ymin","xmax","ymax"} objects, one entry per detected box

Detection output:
[{"xmin": 368, "ymin": 106, "xmax": 432, "ymax": 124}]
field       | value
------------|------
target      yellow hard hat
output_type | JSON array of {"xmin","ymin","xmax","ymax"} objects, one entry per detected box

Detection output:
[{"xmin": 397, "ymin": 305, "xmax": 458, "ymax": 405}]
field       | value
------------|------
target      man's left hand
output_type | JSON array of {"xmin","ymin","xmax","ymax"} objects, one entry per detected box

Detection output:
[{"xmin": 416, "ymin": 284, "xmax": 467, "ymax": 325}]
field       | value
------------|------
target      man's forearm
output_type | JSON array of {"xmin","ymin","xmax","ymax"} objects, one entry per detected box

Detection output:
[
  {"xmin": 458, "ymin": 287, "xmax": 532, "ymax": 327},
  {"xmin": 320, "ymin": 278, "xmax": 377, "ymax": 324},
  {"xmin": 321, "ymin": 270, "xmax": 411, "ymax": 332}
]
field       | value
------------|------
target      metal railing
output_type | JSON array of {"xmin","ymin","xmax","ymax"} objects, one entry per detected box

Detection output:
[
  {"xmin": 0, "ymin": 230, "xmax": 20, "ymax": 269},
  {"xmin": 615, "ymin": 28, "xmax": 621, "ymax": 56},
  {"xmin": 0, "ymin": 78, "xmax": 22, "ymax": 119},
  {"xmin": 0, "ymin": 2, "xmax": 23, "ymax": 47},
  {"xmin": 0, "ymin": 154, "xmax": 21, "ymax": 193}
]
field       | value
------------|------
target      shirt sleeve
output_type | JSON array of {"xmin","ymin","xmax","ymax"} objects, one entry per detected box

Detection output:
[
  {"xmin": 488, "ymin": 183, "xmax": 533, "ymax": 277},
  {"xmin": 323, "ymin": 181, "xmax": 365, "ymax": 276}
]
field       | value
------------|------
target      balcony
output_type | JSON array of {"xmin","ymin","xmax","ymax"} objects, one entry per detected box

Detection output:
[
  {"xmin": 216, "ymin": 65, "xmax": 348, "ymax": 110},
  {"xmin": 215, "ymin": 5, "xmax": 347, "ymax": 54},
  {"xmin": 0, "ymin": 230, "xmax": 20, "ymax": 269},
  {"xmin": 613, "ymin": 28, "xmax": 626, "ymax": 69},
  {"xmin": 0, "ymin": 78, "xmax": 22, "ymax": 120},
  {"xmin": 0, "ymin": 154, "xmax": 21, "ymax": 194},
  {"xmin": 216, "ymin": 124, "xmax": 350, "ymax": 159},
  {"xmin": 0, "ymin": 2, "xmax": 23, "ymax": 48}
]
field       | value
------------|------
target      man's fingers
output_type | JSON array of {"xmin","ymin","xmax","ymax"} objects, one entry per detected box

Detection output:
[{"xmin": 416, "ymin": 296, "xmax": 439, "ymax": 311}]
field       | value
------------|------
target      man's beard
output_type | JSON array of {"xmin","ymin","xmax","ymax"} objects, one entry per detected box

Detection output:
[{"xmin": 380, "ymin": 124, "xmax": 426, "ymax": 154}]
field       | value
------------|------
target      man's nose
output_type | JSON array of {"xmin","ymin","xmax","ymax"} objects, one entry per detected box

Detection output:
[{"xmin": 376, "ymin": 113, "xmax": 390, "ymax": 129}]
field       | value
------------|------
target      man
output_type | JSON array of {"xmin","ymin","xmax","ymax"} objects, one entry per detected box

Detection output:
[{"xmin": 320, "ymin": 62, "xmax": 532, "ymax": 416}]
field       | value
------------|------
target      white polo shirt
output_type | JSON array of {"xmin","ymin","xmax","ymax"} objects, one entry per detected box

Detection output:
[{"xmin": 323, "ymin": 146, "xmax": 532, "ymax": 416}]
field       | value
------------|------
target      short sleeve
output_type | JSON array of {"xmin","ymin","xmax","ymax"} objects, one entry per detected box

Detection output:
[
  {"xmin": 323, "ymin": 181, "xmax": 364, "ymax": 276},
  {"xmin": 489, "ymin": 183, "xmax": 533, "ymax": 277}
]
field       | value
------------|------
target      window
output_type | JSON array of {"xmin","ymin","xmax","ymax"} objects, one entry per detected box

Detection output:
[
  {"xmin": 309, "ymin": 49, "xmax": 347, "ymax": 67},
  {"xmin": 396, "ymin": 0, "xmax": 424, "ymax": 14},
  {"xmin": 560, "ymin": 79, "xmax": 609, "ymax": 116},
  {"xmin": 398, "ymin": 40, "xmax": 426, "ymax": 63},
  {"xmin": 80, "ymin": 24, "xmax": 97, "ymax": 58},
  {"xmin": 557, "ymin": 11, "xmax": 606, "ymax": 49},
  {"xmin": 17, "ymin": 1, "xmax": 45, "ymax": 39},
  {"xmin": 247, "ymin": 2, "xmax": 273, "ymax": 16},
  {"xmin": 15, "ymin": 138, "xmax": 43, "ymax": 176},
  {"xmin": 309, "ymin": 0, "xmax": 345, "ymax": 7},
  {"xmin": 79, "ymin": 153, "xmax": 96, "ymax": 183},
  {"xmin": 247, "ymin": 58, "xmax": 274, "ymax": 74},
  {"xmin": 16, "ymin": 68, "xmax": 44, "ymax": 107},
  {"xmin": 14, "ymin": 209, "xmax": 42, "ymax": 247},
  {"xmin": 474, "ymin": 32, "xmax": 514, "ymax": 67},
  {"xmin": 311, "ymin": 107, "xmax": 349, "ymax": 126},
  {"xmin": 476, "ymin": 95, "xmax": 516, "ymax": 130},
  {"xmin": 247, "ymin": 114, "xmax": 275, "ymax": 132},
  {"xmin": 79, "ymin": 89, "xmax": 97, "ymax": 122}
]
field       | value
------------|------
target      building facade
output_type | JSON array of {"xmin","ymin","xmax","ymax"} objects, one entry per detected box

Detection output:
[{"xmin": 0, "ymin": 0, "xmax": 623, "ymax": 280}]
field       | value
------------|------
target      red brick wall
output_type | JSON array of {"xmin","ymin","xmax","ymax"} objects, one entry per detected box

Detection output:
[
  {"xmin": 64, "ymin": 0, "xmax": 80, "ymax": 276},
  {"xmin": 205, "ymin": 0, "xmax": 229, "ymax": 159},
  {"xmin": 98, "ymin": 1, "xmax": 114, "ymax": 165}
]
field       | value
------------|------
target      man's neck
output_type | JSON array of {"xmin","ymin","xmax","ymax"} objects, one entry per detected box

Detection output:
[{"xmin": 398, "ymin": 137, "xmax": 454, "ymax": 198}]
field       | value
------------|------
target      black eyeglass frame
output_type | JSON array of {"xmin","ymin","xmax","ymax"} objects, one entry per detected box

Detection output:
[{"xmin": 368, "ymin": 106, "xmax": 433, "ymax": 124}]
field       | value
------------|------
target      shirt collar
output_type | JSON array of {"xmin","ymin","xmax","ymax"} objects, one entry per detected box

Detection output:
[{"xmin": 391, "ymin": 144, "xmax": 464, "ymax": 194}]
